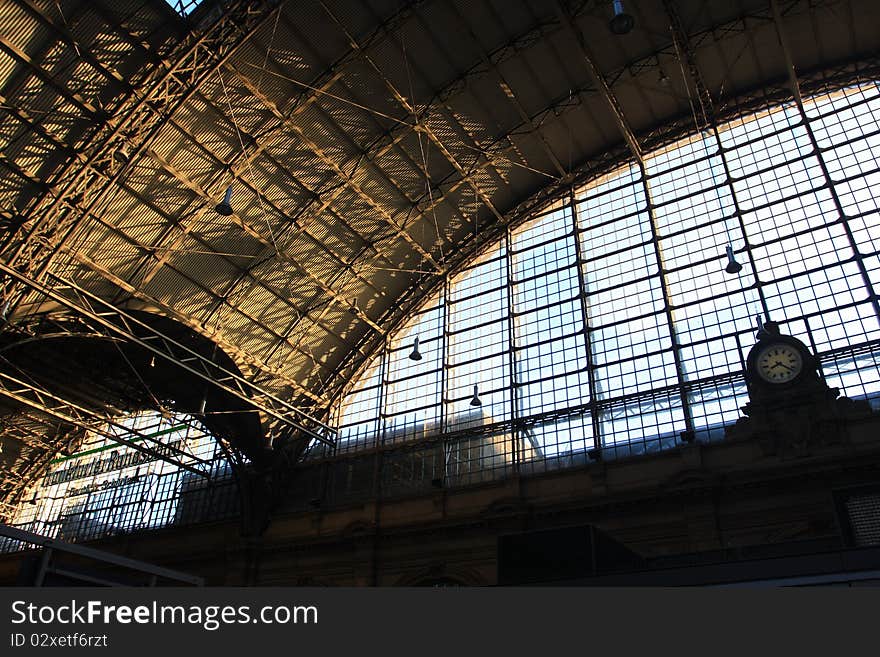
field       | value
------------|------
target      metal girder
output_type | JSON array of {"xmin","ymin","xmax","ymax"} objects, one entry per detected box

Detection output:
[
  {"xmin": 70, "ymin": 240, "xmax": 353, "ymax": 379},
  {"xmin": 0, "ymin": 370, "xmax": 210, "ymax": 477},
  {"xmin": 319, "ymin": 3, "xmax": 509, "ymax": 228},
  {"xmin": 0, "ymin": 415, "xmax": 80, "ymax": 507},
  {"xmin": 0, "ymin": 524, "xmax": 205, "ymax": 585},
  {"xmin": 0, "ymin": 35, "xmax": 101, "ymax": 118},
  {"xmin": 268, "ymin": 8, "xmax": 563, "ymax": 215},
  {"xmin": 174, "ymin": 4, "xmax": 590, "ymax": 367},
  {"xmin": 51, "ymin": 246, "xmax": 328, "ymax": 407},
  {"xmin": 12, "ymin": 0, "xmax": 128, "ymax": 89},
  {"xmin": 552, "ymin": 0, "xmax": 643, "ymax": 164},
  {"xmin": 148, "ymin": 110, "xmax": 390, "ymax": 325},
  {"xmin": 141, "ymin": 149, "xmax": 383, "ymax": 341},
  {"xmin": 227, "ymin": 65, "xmax": 444, "ymax": 274},
  {"xmin": 449, "ymin": 3, "xmax": 567, "ymax": 179},
  {"xmin": 662, "ymin": 0, "xmax": 717, "ymax": 126},
  {"xmin": 0, "ymin": 260, "xmax": 336, "ymax": 447},
  {"xmin": 55, "ymin": 211, "xmax": 343, "ymax": 381},
  {"xmin": 167, "ymin": 119, "xmax": 389, "ymax": 302},
  {"xmin": 769, "ymin": 0, "xmax": 805, "ymax": 107},
  {"xmin": 2, "ymin": 0, "xmax": 285, "ymax": 319}
]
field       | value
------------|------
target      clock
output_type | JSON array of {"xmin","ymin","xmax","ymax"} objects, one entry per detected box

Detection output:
[
  {"xmin": 745, "ymin": 320, "xmax": 818, "ymax": 393},
  {"xmin": 754, "ymin": 343, "xmax": 804, "ymax": 383}
]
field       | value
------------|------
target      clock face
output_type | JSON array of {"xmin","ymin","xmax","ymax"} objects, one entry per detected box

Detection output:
[{"xmin": 755, "ymin": 343, "xmax": 804, "ymax": 383}]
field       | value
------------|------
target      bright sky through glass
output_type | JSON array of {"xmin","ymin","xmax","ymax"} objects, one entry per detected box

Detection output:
[
  {"xmin": 164, "ymin": 0, "xmax": 202, "ymax": 16},
  {"xmin": 336, "ymin": 80, "xmax": 880, "ymax": 468},
  {"xmin": 7, "ymin": 411, "xmax": 223, "ymax": 545}
]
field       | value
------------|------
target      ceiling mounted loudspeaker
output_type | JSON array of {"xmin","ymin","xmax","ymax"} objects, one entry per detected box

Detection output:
[
  {"xmin": 409, "ymin": 336, "xmax": 422, "ymax": 361},
  {"xmin": 609, "ymin": 0, "xmax": 635, "ymax": 35},
  {"xmin": 724, "ymin": 244, "xmax": 743, "ymax": 274},
  {"xmin": 470, "ymin": 384, "xmax": 482, "ymax": 407},
  {"xmin": 215, "ymin": 185, "xmax": 234, "ymax": 216}
]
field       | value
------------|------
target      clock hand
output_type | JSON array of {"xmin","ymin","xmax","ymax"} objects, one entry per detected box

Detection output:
[{"xmin": 774, "ymin": 361, "xmax": 793, "ymax": 371}]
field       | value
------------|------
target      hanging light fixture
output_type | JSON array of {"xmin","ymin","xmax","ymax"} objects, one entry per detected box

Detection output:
[
  {"xmin": 149, "ymin": 355, "xmax": 156, "ymax": 367},
  {"xmin": 609, "ymin": 0, "xmax": 635, "ymax": 35},
  {"xmin": 469, "ymin": 384, "xmax": 482, "ymax": 407},
  {"xmin": 658, "ymin": 69, "xmax": 670, "ymax": 86},
  {"xmin": 215, "ymin": 184, "xmax": 234, "ymax": 216},
  {"xmin": 409, "ymin": 336, "xmax": 422, "ymax": 361},
  {"xmin": 724, "ymin": 244, "xmax": 743, "ymax": 274},
  {"xmin": 198, "ymin": 394, "xmax": 207, "ymax": 415},
  {"xmin": 113, "ymin": 142, "xmax": 130, "ymax": 164}
]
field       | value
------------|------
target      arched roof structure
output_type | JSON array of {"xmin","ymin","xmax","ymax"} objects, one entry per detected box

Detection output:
[{"xmin": 1, "ymin": 0, "xmax": 878, "ymax": 509}]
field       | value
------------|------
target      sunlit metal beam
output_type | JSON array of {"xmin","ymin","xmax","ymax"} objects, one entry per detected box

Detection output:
[
  {"xmin": 552, "ymin": 0, "xmax": 643, "ymax": 164},
  {"xmin": 2, "ymin": 0, "xmax": 285, "ymax": 320},
  {"xmin": 0, "ymin": 370, "xmax": 210, "ymax": 477},
  {"xmin": 0, "ymin": 260, "xmax": 337, "ymax": 446}
]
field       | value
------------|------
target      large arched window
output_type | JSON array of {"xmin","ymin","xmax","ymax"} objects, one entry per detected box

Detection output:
[{"xmin": 331, "ymin": 78, "xmax": 880, "ymax": 482}]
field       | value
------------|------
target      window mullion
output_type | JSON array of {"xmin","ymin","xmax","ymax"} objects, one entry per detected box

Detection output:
[
  {"xmin": 569, "ymin": 188, "xmax": 602, "ymax": 448},
  {"xmin": 503, "ymin": 231, "xmax": 519, "ymax": 473},
  {"xmin": 641, "ymin": 166, "xmax": 695, "ymax": 438}
]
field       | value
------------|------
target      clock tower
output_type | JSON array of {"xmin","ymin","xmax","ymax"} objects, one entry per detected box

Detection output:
[{"xmin": 726, "ymin": 319, "xmax": 872, "ymax": 457}]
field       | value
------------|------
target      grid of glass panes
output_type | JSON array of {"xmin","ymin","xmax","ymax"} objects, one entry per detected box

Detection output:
[
  {"xmin": 384, "ymin": 293, "xmax": 444, "ymax": 443},
  {"xmin": 335, "ymin": 356, "xmax": 383, "ymax": 452},
  {"xmin": 577, "ymin": 162, "xmax": 688, "ymax": 452},
  {"xmin": 512, "ymin": 204, "xmax": 587, "ymax": 415},
  {"xmin": 331, "ymin": 79, "xmax": 880, "ymax": 485},
  {"xmin": 445, "ymin": 243, "xmax": 511, "ymax": 433},
  {"xmin": 1, "ymin": 412, "xmax": 237, "ymax": 552}
]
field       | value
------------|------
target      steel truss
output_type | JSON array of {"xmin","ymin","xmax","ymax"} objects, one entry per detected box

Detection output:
[
  {"xmin": 0, "ymin": 369, "xmax": 210, "ymax": 478},
  {"xmin": 0, "ymin": 260, "xmax": 336, "ymax": 447},
  {"xmin": 2, "ymin": 0, "xmax": 285, "ymax": 317}
]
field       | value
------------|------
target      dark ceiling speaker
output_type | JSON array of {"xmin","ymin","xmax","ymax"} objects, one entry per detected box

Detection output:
[
  {"xmin": 470, "ymin": 384, "xmax": 482, "ymax": 407},
  {"xmin": 609, "ymin": 0, "xmax": 635, "ymax": 35},
  {"xmin": 215, "ymin": 184, "xmax": 234, "ymax": 216},
  {"xmin": 724, "ymin": 244, "xmax": 743, "ymax": 274},
  {"xmin": 409, "ymin": 336, "xmax": 422, "ymax": 361}
]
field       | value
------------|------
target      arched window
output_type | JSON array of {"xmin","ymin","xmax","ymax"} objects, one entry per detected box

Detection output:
[
  {"xmin": 337, "ymin": 83, "xmax": 880, "ymax": 477},
  {"xmin": 4, "ymin": 410, "xmax": 238, "ymax": 550},
  {"xmin": 330, "ymin": 78, "xmax": 880, "ymax": 480}
]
